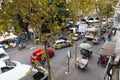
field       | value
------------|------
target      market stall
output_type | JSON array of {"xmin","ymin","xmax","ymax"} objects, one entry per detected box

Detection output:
[
  {"xmin": 0, "ymin": 32, "xmax": 17, "ymax": 48},
  {"xmin": 99, "ymin": 41, "xmax": 116, "ymax": 56},
  {"xmin": 85, "ymin": 27, "xmax": 98, "ymax": 40}
]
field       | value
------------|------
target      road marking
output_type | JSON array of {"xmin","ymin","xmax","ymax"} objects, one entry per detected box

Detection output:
[{"xmin": 29, "ymin": 46, "xmax": 36, "ymax": 49}]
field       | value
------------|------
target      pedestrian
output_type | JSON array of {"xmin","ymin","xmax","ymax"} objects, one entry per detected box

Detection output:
[
  {"xmin": 113, "ymin": 28, "xmax": 117, "ymax": 35},
  {"xmin": 101, "ymin": 36, "xmax": 106, "ymax": 43},
  {"xmin": 83, "ymin": 38, "xmax": 87, "ymax": 43},
  {"xmin": 101, "ymin": 58, "xmax": 106, "ymax": 65},
  {"xmin": 108, "ymin": 34, "xmax": 111, "ymax": 41},
  {"xmin": 97, "ymin": 55, "xmax": 102, "ymax": 64},
  {"xmin": 79, "ymin": 32, "xmax": 82, "ymax": 39},
  {"xmin": 80, "ymin": 49, "xmax": 85, "ymax": 55},
  {"xmin": 81, "ymin": 32, "xmax": 85, "ymax": 39}
]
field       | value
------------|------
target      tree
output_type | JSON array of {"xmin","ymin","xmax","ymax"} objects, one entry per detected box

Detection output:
[
  {"xmin": 0, "ymin": 0, "xmax": 67, "ymax": 80},
  {"xmin": 66, "ymin": 0, "xmax": 95, "ymax": 65},
  {"xmin": 95, "ymin": 0, "xmax": 119, "ymax": 38}
]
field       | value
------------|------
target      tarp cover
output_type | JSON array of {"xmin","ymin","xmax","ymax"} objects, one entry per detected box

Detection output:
[{"xmin": 99, "ymin": 41, "xmax": 115, "ymax": 56}]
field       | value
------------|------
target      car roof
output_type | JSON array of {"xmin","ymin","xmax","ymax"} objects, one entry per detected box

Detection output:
[
  {"xmin": 0, "ymin": 64, "xmax": 32, "ymax": 80},
  {"xmin": 56, "ymin": 39, "xmax": 65, "ymax": 43},
  {"xmin": 33, "ymin": 49, "xmax": 44, "ymax": 55},
  {"xmin": 0, "ymin": 61, "xmax": 6, "ymax": 68}
]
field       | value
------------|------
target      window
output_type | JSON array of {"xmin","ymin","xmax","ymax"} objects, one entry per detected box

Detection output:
[
  {"xmin": 33, "ymin": 72, "xmax": 44, "ymax": 80},
  {"xmin": 56, "ymin": 42, "xmax": 64, "ymax": 45},
  {"xmin": 1, "ymin": 67, "xmax": 13, "ymax": 73},
  {"xmin": 0, "ymin": 53, "xmax": 7, "ymax": 58},
  {"xmin": 5, "ymin": 61, "xmax": 16, "ymax": 67},
  {"xmin": 32, "ymin": 54, "xmax": 37, "ymax": 58}
]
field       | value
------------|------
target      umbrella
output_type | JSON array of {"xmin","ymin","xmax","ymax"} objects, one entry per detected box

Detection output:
[{"xmin": 79, "ymin": 43, "xmax": 91, "ymax": 49}]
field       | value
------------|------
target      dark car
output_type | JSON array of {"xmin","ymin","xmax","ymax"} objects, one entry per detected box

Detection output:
[{"xmin": 54, "ymin": 39, "xmax": 72, "ymax": 49}]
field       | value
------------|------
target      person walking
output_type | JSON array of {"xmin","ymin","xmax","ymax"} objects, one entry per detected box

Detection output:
[
  {"xmin": 107, "ymin": 28, "xmax": 113, "ymax": 41},
  {"xmin": 83, "ymin": 38, "xmax": 87, "ymax": 43},
  {"xmin": 108, "ymin": 34, "xmax": 112, "ymax": 41},
  {"xmin": 101, "ymin": 35, "xmax": 106, "ymax": 43}
]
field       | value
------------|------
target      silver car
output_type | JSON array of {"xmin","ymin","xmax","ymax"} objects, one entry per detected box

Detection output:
[
  {"xmin": 72, "ymin": 33, "xmax": 80, "ymax": 41},
  {"xmin": 54, "ymin": 39, "xmax": 72, "ymax": 49}
]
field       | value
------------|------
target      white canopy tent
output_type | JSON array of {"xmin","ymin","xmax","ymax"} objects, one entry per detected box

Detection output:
[{"xmin": 0, "ymin": 32, "xmax": 17, "ymax": 42}]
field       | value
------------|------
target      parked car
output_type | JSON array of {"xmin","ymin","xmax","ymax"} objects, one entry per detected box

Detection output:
[
  {"xmin": 54, "ymin": 39, "xmax": 72, "ymax": 49},
  {"xmin": 30, "ymin": 48, "xmax": 54, "ymax": 63},
  {"xmin": 0, "ymin": 61, "xmax": 21, "ymax": 74},
  {"xmin": 0, "ymin": 64, "xmax": 48, "ymax": 80},
  {"xmin": 0, "ymin": 48, "xmax": 10, "ymax": 62},
  {"xmin": 72, "ymin": 33, "xmax": 80, "ymax": 41}
]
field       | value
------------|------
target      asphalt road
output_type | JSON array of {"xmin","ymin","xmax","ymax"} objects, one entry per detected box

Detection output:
[{"xmin": 6, "ymin": 39, "xmax": 106, "ymax": 80}]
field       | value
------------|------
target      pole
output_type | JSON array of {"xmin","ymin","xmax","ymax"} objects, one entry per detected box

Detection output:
[
  {"xmin": 68, "ymin": 57, "xmax": 70, "ymax": 73},
  {"xmin": 74, "ymin": 42, "xmax": 77, "ymax": 66},
  {"xmin": 66, "ymin": 50, "xmax": 71, "ymax": 74}
]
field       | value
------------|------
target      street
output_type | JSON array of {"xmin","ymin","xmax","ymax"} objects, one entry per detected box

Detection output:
[{"xmin": 6, "ymin": 39, "xmax": 105, "ymax": 80}]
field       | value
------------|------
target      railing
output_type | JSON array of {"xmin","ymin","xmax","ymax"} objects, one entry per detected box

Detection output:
[{"xmin": 103, "ymin": 57, "xmax": 113, "ymax": 80}]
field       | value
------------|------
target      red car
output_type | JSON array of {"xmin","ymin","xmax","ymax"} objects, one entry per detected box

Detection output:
[{"xmin": 30, "ymin": 48, "xmax": 54, "ymax": 63}]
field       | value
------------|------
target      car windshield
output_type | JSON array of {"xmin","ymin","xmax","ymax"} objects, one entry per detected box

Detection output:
[
  {"xmin": 56, "ymin": 42, "xmax": 61, "ymax": 45},
  {"xmin": 0, "ymin": 53, "xmax": 7, "ymax": 58},
  {"xmin": 1, "ymin": 67, "xmax": 14, "ymax": 73},
  {"xmin": 32, "ymin": 53, "xmax": 37, "ymax": 58},
  {"xmin": 5, "ymin": 61, "xmax": 16, "ymax": 67},
  {"xmin": 20, "ymin": 71, "xmax": 45, "ymax": 80},
  {"xmin": 33, "ymin": 72, "xmax": 44, "ymax": 80}
]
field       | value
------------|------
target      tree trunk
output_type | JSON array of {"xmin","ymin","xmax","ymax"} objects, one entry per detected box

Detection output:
[
  {"xmin": 96, "ymin": 6, "xmax": 102, "ymax": 41},
  {"xmin": 98, "ymin": 14, "xmax": 102, "ymax": 40},
  {"xmin": 74, "ymin": 42, "xmax": 77, "ymax": 66},
  {"xmin": 44, "ymin": 41, "xmax": 51, "ymax": 80}
]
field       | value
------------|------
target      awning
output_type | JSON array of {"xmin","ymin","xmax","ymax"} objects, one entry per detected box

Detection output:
[
  {"xmin": 102, "ymin": 41, "xmax": 116, "ymax": 50},
  {"xmin": 99, "ymin": 41, "xmax": 115, "ymax": 56},
  {"xmin": 99, "ymin": 49, "xmax": 115, "ymax": 56},
  {"xmin": 0, "ymin": 32, "xmax": 17, "ymax": 42}
]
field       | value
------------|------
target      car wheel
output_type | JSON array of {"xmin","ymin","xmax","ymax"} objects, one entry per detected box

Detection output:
[{"xmin": 49, "ymin": 53, "xmax": 54, "ymax": 58}]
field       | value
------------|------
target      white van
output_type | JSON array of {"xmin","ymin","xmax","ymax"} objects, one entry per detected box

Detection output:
[
  {"xmin": 0, "ymin": 60, "xmax": 21, "ymax": 74},
  {"xmin": 0, "ymin": 64, "xmax": 48, "ymax": 80}
]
